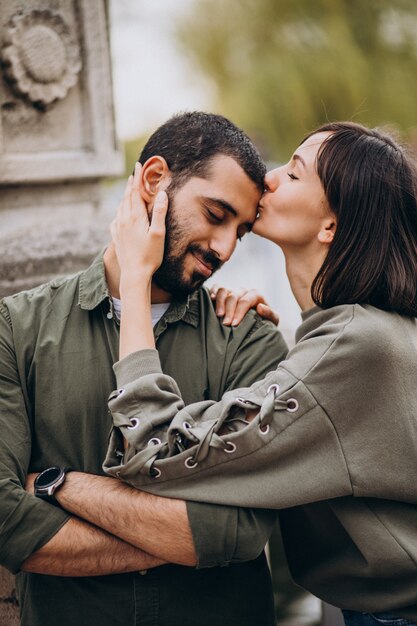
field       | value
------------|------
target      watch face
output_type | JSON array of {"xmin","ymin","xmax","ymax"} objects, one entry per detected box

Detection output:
[{"xmin": 36, "ymin": 467, "xmax": 62, "ymax": 488}]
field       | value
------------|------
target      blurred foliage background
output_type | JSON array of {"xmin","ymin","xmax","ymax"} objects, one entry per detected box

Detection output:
[
  {"xmin": 124, "ymin": 0, "xmax": 417, "ymax": 171},
  {"xmin": 175, "ymin": 0, "xmax": 417, "ymax": 162}
]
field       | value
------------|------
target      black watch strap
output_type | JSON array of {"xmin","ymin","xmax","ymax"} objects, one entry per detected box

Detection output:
[{"xmin": 34, "ymin": 466, "xmax": 72, "ymax": 506}]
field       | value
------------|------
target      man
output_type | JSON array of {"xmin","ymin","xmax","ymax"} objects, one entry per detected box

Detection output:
[{"xmin": 0, "ymin": 112, "xmax": 288, "ymax": 626}]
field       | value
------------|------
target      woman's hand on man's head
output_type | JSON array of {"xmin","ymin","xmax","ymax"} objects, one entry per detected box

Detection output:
[{"xmin": 110, "ymin": 163, "xmax": 168, "ymax": 288}]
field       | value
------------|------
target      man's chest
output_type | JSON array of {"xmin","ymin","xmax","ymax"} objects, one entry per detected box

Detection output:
[
  {"xmin": 156, "ymin": 321, "xmax": 229, "ymax": 405},
  {"xmin": 26, "ymin": 314, "xmax": 224, "ymax": 471},
  {"xmin": 27, "ymin": 320, "xmax": 118, "ymax": 472}
]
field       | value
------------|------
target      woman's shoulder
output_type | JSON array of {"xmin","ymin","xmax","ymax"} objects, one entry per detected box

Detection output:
[
  {"xmin": 298, "ymin": 303, "xmax": 413, "ymax": 340},
  {"xmin": 288, "ymin": 304, "xmax": 415, "ymax": 381}
]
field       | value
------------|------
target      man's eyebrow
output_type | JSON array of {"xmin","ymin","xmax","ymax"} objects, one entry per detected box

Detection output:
[
  {"xmin": 203, "ymin": 197, "xmax": 237, "ymax": 217},
  {"xmin": 292, "ymin": 153, "xmax": 306, "ymax": 168}
]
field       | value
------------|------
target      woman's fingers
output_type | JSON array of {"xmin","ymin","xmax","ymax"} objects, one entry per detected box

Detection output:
[
  {"xmin": 212, "ymin": 287, "xmax": 231, "ymax": 317},
  {"xmin": 256, "ymin": 303, "xmax": 279, "ymax": 326},
  {"xmin": 131, "ymin": 162, "xmax": 149, "ymax": 224},
  {"xmin": 231, "ymin": 290, "xmax": 279, "ymax": 326},
  {"xmin": 211, "ymin": 286, "xmax": 280, "ymax": 327},
  {"xmin": 117, "ymin": 175, "xmax": 133, "ymax": 224},
  {"xmin": 150, "ymin": 190, "xmax": 168, "ymax": 235},
  {"xmin": 224, "ymin": 289, "xmax": 260, "ymax": 325},
  {"xmin": 223, "ymin": 289, "xmax": 247, "ymax": 325}
]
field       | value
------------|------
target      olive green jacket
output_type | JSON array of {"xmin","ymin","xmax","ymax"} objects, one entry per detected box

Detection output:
[
  {"xmin": 0, "ymin": 251, "xmax": 288, "ymax": 626},
  {"xmin": 104, "ymin": 304, "xmax": 417, "ymax": 621}
]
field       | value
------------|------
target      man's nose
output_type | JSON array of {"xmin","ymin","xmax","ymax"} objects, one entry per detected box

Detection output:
[
  {"xmin": 210, "ymin": 231, "xmax": 237, "ymax": 263},
  {"xmin": 264, "ymin": 168, "xmax": 280, "ymax": 193}
]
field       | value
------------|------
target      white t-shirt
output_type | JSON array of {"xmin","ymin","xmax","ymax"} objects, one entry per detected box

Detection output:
[{"xmin": 112, "ymin": 297, "xmax": 170, "ymax": 328}]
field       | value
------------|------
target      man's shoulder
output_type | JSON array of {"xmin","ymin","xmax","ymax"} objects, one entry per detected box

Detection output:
[
  {"xmin": 193, "ymin": 287, "xmax": 287, "ymax": 363},
  {"xmin": 1, "ymin": 272, "xmax": 82, "ymax": 328},
  {"xmin": 196, "ymin": 287, "xmax": 279, "ymax": 336}
]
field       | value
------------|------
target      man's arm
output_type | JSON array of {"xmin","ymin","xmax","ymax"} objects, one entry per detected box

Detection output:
[
  {"xmin": 30, "ymin": 472, "xmax": 275, "ymax": 571},
  {"xmin": 51, "ymin": 472, "xmax": 197, "ymax": 566},
  {"xmin": 0, "ymin": 303, "xmax": 162, "ymax": 576},
  {"xmin": 22, "ymin": 516, "xmax": 164, "ymax": 576}
]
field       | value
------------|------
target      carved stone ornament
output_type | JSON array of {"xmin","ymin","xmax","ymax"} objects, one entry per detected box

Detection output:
[{"xmin": 1, "ymin": 10, "xmax": 82, "ymax": 107}]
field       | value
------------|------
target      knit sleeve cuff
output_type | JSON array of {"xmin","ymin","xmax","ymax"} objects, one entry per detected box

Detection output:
[{"xmin": 113, "ymin": 349, "xmax": 163, "ymax": 387}]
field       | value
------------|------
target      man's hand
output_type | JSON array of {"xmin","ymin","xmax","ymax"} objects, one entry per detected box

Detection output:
[{"xmin": 210, "ymin": 285, "xmax": 279, "ymax": 327}]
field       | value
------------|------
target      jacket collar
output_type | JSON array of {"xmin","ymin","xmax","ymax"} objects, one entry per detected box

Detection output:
[
  {"xmin": 78, "ymin": 248, "xmax": 109, "ymax": 311},
  {"xmin": 78, "ymin": 249, "xmax": 200, "ymax": 328}
]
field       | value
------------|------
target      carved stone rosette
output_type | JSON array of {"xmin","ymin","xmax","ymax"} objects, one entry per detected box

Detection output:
[{"xmin": 1, "ymin": 9, "xmax": 82, "ymax": 107}]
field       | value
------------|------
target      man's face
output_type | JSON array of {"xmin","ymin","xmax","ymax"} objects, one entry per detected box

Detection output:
[{"xmin": 153, "ymin": 155, "xmax": 262, "ymax": 298}]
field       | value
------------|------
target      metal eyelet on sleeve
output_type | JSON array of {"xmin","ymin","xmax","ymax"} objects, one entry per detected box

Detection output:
[
  {"xmin": 286, "ymin": 399, "xmax": 299, "ymax": 412},
  {"xmin": 224, "ymin": 441, "xmax": 236, "ymax": 454},
  {"xmin": 259, "ymin": 423, "xmax": 270, "ymax": 435},
  {"xmin": 117, "ymin": 388, "xmax": 125, "ymax": 396},
  {"xmin": 183, "ymin": 421, "xmax": 192, "ymax": 429},
  {"xmin": 148, "ymin": 437, "xmax": 161, "ymax": 446},
  {"xmin": 185, "ymin": 456, "xmax": 198, "ymax": 469},
  {"xmin": 236, "ymin": 397, "xmax": 253, "ymax": 405},
  {"xmin": 127, "ymin": 417, "xmax": 140, "ymax": 429},
  {"xmin": 150, "ymin": 466, "xmax": 161, "ymax": 478},
  {"xmin": 267, "ymin": 383, "xmax": 280, "ymax": 394}
]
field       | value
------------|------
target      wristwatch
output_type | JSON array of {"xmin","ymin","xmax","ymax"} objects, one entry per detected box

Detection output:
[{"xmin": 34, "ymin": 466, "xmax": 72, "ymax": 505}]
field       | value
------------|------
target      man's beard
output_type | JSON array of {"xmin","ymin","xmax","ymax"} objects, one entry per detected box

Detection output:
[{"xmin": 153, "ymin": 193, "xmax": 222, "ymax": 299}]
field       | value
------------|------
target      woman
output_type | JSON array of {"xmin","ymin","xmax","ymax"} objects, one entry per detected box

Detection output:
[{"xmin": 104, "ymin": 122, "xmax": 417, "ymax": 626}]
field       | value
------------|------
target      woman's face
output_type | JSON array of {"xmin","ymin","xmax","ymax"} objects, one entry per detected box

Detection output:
[{"xmin": 253, "ymin": 132, "xmax": 335, "ymax": 251}]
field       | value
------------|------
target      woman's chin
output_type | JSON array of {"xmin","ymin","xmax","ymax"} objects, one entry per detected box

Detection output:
[
  {"xmin": 252, "ymin": 217, "xmax": 273, "ymax": 239},
  {"xmin": 252, "ymin": 219, "xmax": 286, "ymax": 248}
]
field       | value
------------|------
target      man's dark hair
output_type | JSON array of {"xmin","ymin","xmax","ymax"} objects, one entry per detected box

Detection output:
[
  {"xmin": 139, "ymin": 111, "xmax": 266, "ymax": 192},
  {"xmin": 305, "ymin": 121, "xmax": 417, "ymax": 317}
]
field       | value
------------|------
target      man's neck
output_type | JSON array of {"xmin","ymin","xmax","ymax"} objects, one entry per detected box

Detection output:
[{"xmin": 103, "ymin": 244, "xmax": 172, "ymax": 304}]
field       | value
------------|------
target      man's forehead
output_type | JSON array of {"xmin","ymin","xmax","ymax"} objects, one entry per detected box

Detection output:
[
  {"xmin": 174, "ymin": 154, "xmax": 261, "ymax": 221},
  {"xmin": 196, "ymin": 157, "xmax": 260, "ymax": 195}
]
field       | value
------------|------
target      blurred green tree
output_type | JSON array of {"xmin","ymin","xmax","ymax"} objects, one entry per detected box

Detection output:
[{"xmin": 177, "ymin": 0, "xmax": 417, "ymax": 160}]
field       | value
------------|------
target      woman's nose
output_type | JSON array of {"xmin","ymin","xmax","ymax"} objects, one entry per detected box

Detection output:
[{"xmin": 264, "ymin": 168, "xmax": 280, "ymax": 193}]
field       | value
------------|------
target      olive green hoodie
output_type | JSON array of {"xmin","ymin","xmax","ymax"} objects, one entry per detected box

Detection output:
[{"xmin": 104, "ymin": 304, "xmax": 417, "ymax": 620}]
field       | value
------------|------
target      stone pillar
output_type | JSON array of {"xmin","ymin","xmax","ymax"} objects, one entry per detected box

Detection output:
[
  {"xmin": 0, "ymin": 1, "xmax": 123, "ymax": 621},
  {"xmin": 0, "ymin": 0, "xmax": 123, "ymax": 294}
]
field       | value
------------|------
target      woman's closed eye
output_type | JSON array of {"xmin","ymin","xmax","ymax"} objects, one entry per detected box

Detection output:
[{"xmin": 287, "ymin": 172, "xmax": 299, "ymax": 180}]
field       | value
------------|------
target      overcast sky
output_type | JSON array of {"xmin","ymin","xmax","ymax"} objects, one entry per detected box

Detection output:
[{"xmin": 109, "ymin": 0, "xmax": 215, "ymax": 140}]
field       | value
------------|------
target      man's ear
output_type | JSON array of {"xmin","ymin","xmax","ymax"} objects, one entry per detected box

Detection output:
[
  {"xmin": 317, "ymin": 217, "xmax": 337, "ymax": 244},
  {"xmin": 141, "ymin": 156, "xmax": 171, "ymax": 203}
]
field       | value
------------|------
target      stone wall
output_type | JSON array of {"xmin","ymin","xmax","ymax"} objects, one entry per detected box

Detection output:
[{"xmin": 0, "ymin": 1, "xmax": 123, "ymax": 622}]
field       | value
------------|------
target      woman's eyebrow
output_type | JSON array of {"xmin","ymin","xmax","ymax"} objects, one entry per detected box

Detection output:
[{"xmin": 292, "ymin": 154, "xmax": 306, "ymax": 168}]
